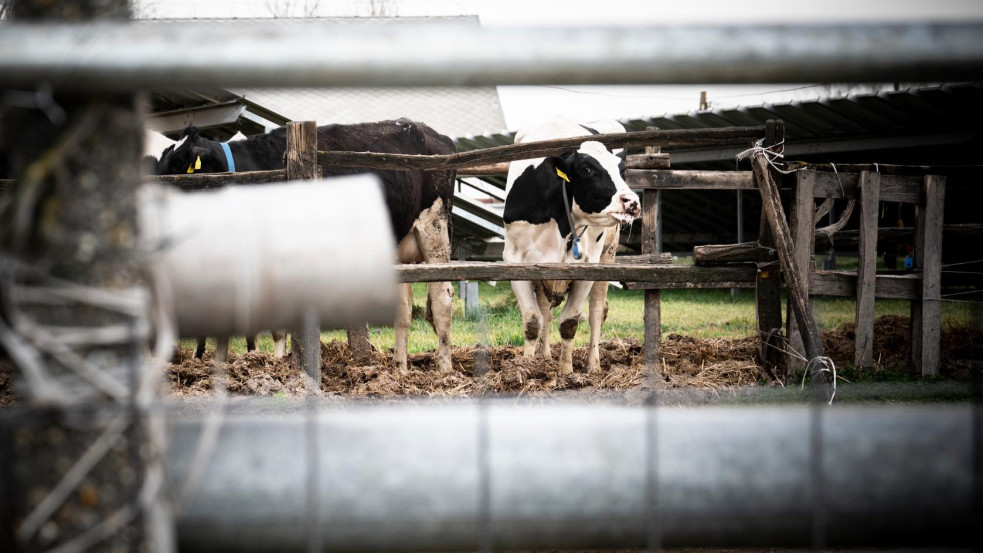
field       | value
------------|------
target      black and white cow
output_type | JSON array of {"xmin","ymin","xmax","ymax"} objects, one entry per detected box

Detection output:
[
  {"xmin": 152, "ymin": 119, "xmax": 456, "ymax": 372},
  {"xmin": 503, "ymin": 117, "xmax": 639, "ymax": 374}
]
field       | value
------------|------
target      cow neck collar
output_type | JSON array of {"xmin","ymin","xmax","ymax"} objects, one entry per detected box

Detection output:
[
  {"xmin": 220, "ymin": 142, "xmax": 236, "ymax": 172},
  {"xmin": 560, "ymin": 179, "xmax": 588, "ymax": 260}
]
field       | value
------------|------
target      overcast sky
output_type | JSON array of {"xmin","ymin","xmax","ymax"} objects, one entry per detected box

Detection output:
[{"xmin": 139, "ymin": 0, "xmax": 983, "ymax": 130}]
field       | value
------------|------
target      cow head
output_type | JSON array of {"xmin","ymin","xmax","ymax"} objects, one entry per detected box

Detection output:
[
  {"xmin": 154, "ymin": 126, "xmax": 224, "ymax": 175},
  {"xmin": 545, "ymin": 141, "xmax": 640, "ymax": 227}
]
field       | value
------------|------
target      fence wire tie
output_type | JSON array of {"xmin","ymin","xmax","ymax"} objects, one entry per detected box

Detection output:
[
  {"xmin": 802, "ymin": 356, "xmax": 837, "ymax": 406},
  {"xmin": 736, "ymin": 138, "xmax": 802, "ymax": 175}
]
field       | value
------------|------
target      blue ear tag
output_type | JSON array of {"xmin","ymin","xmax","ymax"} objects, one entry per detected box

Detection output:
[
  {"xmin": 572, "ymin": 238, "xmax": 582, "ymax": 260},
  {"xmin": 904, "ymin": 254, "xmax": 914, "ymax": 269}
]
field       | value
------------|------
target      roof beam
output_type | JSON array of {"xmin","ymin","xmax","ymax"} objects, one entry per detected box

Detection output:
[
  {"xmin": 146, "ymin": 101, "xmax": 245, "ymax": 136},
  {"xmin": 668, "ymin": 131, "xmax": 980, "ymax": 164}
]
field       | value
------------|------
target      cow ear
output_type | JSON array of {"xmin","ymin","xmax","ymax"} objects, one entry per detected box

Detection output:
[
  {"xmin": 181, "ymin": 126, "xmax": 199, "ymax": 139},
  {"xmin": 545, "ymin": 156, "xmax": 571, "ymax": 183}
]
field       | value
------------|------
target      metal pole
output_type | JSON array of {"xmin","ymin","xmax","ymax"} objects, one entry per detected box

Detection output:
[
  {"xmin": 732, "ymin": 190, "xmax": 743, "ymax": 296},
  {"xmin": 167, "ymin": 404, "xmax": 975, "ymax": 551},
  {"xmin": 0, "ymin": 23, "xmax": 981, "ymax": 89}
]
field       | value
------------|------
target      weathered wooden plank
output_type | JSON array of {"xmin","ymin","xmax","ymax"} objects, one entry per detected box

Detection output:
[
  {"xmin": 316, "ymin": 126, "xmax": 764, "ymax": 172},
  {"xmin": 615, "ymin": 253, "xmax": 673, "ymax": 265},
  {"xmin": 624, "ymin": 278, "xmax": 756, "ymax": 290},
  {"xmin": 396, "ymin": 262, "xmax": 758, "ymax": 284},
  {"xmin": 855, "ymin": 171, "xmax": 881, "ymax": 368},
  {"xmin": 810, "ymin": 272, "xmax": 920, "ymax": 300},
  {"xmin": 911, "ymin": 175, "xmax": 946, "ymax": 376},
  {"xmin": 285, "ymin": 121, "xmax": 325, "ymax": 378},
  {"xmin": 145, "ymin": 169, "xmax": 287, "ymax": 190},
  {"xmin": 693, "ymin": 242, "xmax": 764, "ymax": 265},
  {"xmin": 628, "ymin": 169, "xmax": 755, "ymax": 190},
  {"xmin": 629, "ymin": 153, "xmax": 672, "ymax": 170},
  {"xmin": 812, "ymin": 171, "xmax": 922, "ymax": 203},
  {"xmin": 0, "ymin": 178, "xmax": 14, "ymax": 193},
  {"xmin": 786, "ymin": 169, "xmax": 817, "ymax": 374}
]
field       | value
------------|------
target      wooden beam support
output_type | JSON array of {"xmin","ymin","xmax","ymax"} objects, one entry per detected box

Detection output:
[
  {"xmin": 641, "ymin": 187, "xmax": 662, "ymax": 383},
  {"xmin": 786, "ymin": 169, "xmax": 817, "ymax": 374},
  {"xmin": 628, "ymin": 169, "xmax": 755, "ymax": 190},
  {"xmin": 753, "ymin": 146, "xmax": 827, "ymax": 384},
  {"xmin": 755, "ymin": 120, "xmax": 785, "ymax": 375},
  {"xmin": 854, "ymin": 171, "xmax": 881, "ymax": 368},
  {"xmin": 911, "ymin": 175, "xmax": 946, "ymax": 376},
  {"xmin": 145, "ymin": 168, "xmax": 287, "ymax": 190}
]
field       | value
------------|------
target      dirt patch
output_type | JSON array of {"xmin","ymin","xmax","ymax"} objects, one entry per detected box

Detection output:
[
  {"xmin": 0, "ymin": 360, "xmax": 17, "ymax": 408},
  {"xmin": 820, "ymin": 314, "xmax": 983, "ymax": 376}
]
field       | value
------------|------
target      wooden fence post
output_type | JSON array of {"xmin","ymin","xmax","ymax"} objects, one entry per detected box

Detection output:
[
  {"xmin": 786, "ymin": 169, "xmax": 816, "ymax": 374},
  {"xmin": 911, "ymin": 175, "xmax": 945, "ymax": 376},
  {"xmin": 642, "ymin": 187, "xmax": 662, "ymax": 384},
  {"xmin": 755, "ymin": 120, "xmax": 785, "ymax": 375},
  {"xmin": 285, "ymin": 121, "xmax": 326, "ymax": 379},
  {"xmin": 855, "ymin": 171, "xmax": 881, "ymax": 368}
]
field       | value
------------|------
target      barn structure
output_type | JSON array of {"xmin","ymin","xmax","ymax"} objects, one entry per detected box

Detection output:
[{"xmin": 456, "ymin": 82, "xmax": 983, "ymax": 261}]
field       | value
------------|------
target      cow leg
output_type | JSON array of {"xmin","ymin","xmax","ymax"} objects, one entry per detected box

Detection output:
[
  {"xmin": 214, "ymin": 336, "xmax": 229, "ymax": 364},
  {"xmin": 512, "ymin": 280, "xmax": 543, "ymax": 358},
  {"xmin": 425, "ymin": 280, "xmax": 454, "ymax": 372},
  {"xmin": 193, "ymin": 337, "xmax": 206, "ymax": 359},
  {"xmin": 535, "ymin": 282, "xmax": 554, "ymax": 359},
  {"xmin": 272, "ymin": 330, "xmax": 287, "ymax": 358},
  {"xmin": 246, "ymin": 334, "xmax": 257, "ymax": 352},
  {"xmin": 412, "ymin": 202, "xmax": 454, "ymax": 373},
  {"xmin": 394, "ymin": 282, "xmax": 413, "ymax": 372},
  {"xmin": 587, "ymin": 281, "xmax": 610, "ymax": 373},
  {"xmin": 556, "ymin": 280, "xmax": 593, "ymax": 374},
  {"xmin": 587, "ymin": 228, "xmax": 618, "ymax": 373}
]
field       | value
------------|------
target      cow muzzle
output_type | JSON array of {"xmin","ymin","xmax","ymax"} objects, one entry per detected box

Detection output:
[{"xmin": 609, "ymin": 192, "xmax": 640, "ymax": 224}]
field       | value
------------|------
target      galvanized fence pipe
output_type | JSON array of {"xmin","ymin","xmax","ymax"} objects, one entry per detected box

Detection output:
[
  {"xmin": 0, "ymin": 22, "xmax": 982, "ymax": 89},
  {"xmin": 167, "ymin": 404, "xmax": 976, "ymax": 551}
]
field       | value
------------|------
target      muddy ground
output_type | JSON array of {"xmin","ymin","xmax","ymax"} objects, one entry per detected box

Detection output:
[
  {"xmin": 165, "ymin": 315, "xmax": 982, "ymax": 401},
  {"xmin": 1, "ymin": 315, "xmax": 980, "ymax": 407}
]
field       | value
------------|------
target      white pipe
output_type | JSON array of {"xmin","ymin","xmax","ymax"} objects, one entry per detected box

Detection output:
[
  {"xmin": 138, "ymin": 176, "xmax": 396, "ymax": 336},
  {"xmin": 0, "ymin": 22, "xmax": 981, "ymax": 89}
]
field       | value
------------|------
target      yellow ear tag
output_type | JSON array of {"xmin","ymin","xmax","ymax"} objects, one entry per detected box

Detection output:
[
  {"xmin": 186, "ymin": 164, "xmax": 194, "ymax": 174},
  {"xmin": 195, "ymin": 156, "xmax": 202, "ymax": 170},
  {"xmin": 556, "ymin": 168, "xmax": 570, "ymax": 182}
]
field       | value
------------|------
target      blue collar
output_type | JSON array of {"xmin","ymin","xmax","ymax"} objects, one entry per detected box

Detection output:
[{"xmin": 220, "ymin": 142, "xmax": 236, "ymax": 172}]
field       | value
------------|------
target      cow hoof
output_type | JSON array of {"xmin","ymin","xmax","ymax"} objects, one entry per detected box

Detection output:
[
  {"xmin": 436, "ymin": 356, "xmax": 453, "ymax": 373},
  {"xmin": 560, "ymin": 364, "xmax": 574, "ymax": 375}
]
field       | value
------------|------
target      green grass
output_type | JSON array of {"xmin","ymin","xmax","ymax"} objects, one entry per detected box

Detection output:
[{"xmin": 187, "ymin": 279, "xmax": 975, "ymax": 357}]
